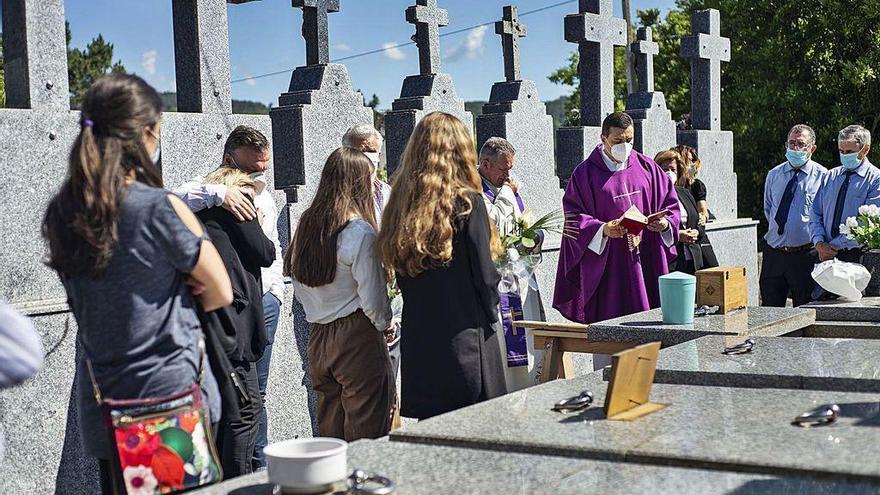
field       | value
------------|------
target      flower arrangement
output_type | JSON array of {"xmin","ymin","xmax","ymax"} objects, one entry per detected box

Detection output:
[
  {"xmin": 495, "ymin": 209, "xmax": 575, "ymax": 294},
  {"xmin": 840, "ymin": 204, "xmax": 880, "ymax": 250}
]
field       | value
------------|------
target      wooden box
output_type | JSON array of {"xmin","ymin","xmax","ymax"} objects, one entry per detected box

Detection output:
[{"xmin": 696, "ymin": 266, "xmax": 747, "ymax": 314}]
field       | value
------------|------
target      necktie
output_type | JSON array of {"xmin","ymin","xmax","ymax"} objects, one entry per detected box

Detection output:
[
  {"xmin": 831, "ymin": 171, "xmax": 856, "ymax": 239},
  {"xmin": 774, "ymin": 169, "xmax": 802, "ymax": 235}
]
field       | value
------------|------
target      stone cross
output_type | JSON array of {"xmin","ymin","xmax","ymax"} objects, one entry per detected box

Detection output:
[
  {"xmin": 680, "ymin": 9, "xmax": 730, "ymax": 131},
  {"xmin": 495, "ymin": 5, "xmax": 527, "ymax": 82},
  {"xmin": 292, "ymin": 0, "xmax": 340, "ymax": 65},
  {"xmin": 564, "ymin": 0, "xmax": 627, "ymax": 126},
  {"xmin": 406, "ymin": 0, "xmax": 449, "ymax": 75},
  {"xmin": 632, "ymin": 27, "xmax": 658, "ymax": 93}
]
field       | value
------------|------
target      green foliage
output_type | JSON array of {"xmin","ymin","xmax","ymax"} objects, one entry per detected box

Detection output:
[
  {"xmin": 66, "ymin": 22, "xmax": 126, "ymax": 109},
  {"xmin": 550, "ymin": 0, "xmax": 880, "ymax": 239},
  {"xmin": 159, "ymin": 91, "xmax": 270, "ymax": 114}
]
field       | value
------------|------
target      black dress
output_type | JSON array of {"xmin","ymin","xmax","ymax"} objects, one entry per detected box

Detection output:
[
  {"xmin": 397, "ymin": 193, "xmax": 507, "ymax": 419},
  {"xmin": 671, "ymin": 186, "xmax": 718, "ymax": 274}
]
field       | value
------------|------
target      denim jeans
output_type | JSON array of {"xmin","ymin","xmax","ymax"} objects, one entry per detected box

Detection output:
[{"xmin": 252, "ymin": 292, "xmax": 281, "ymax": 470}]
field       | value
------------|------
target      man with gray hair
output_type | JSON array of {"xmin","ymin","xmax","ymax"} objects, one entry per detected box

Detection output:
[
  {"xmin": 760, "ymin": 124, "xmax": 828, "ymax": 307},
  {"xmin": 478, "ymin": 137, "xmax": 544, "ymax": 391},
  {"xmin": 342, "ymin": 124, "xmax": 391, "ymax": 222},
  {"xmin": 810, "ymin": 124, "xmax": 880, "ymax": 267}
]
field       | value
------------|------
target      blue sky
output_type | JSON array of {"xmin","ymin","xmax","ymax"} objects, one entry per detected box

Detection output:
[{"xmin": 58, "ymin": 0, "xmax": 675, "ymax": 110}]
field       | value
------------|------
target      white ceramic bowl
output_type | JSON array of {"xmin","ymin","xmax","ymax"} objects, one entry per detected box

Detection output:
[{"xmin": 264, "ymin": 438, "xmax": 348, "ymax": 494}]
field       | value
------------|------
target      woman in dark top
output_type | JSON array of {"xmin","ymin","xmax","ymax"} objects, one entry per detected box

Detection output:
[
  {"xmin": 656, "ymin": 150, "xmax": 718, "ymax": 274},
  {"xmin": 41, "ymin": 74, "xmax": 232, "ymax": 494},
  {"xmin": 674, "ymin": 144, "xmax": 711, "ymax": 224},
  {"xmin": 377, "ymin": 112, "xmax": 507, "ymax": 420},
  {"xmin": 197, "ymin": 167, "xmax": 275, "ymax": 477}
]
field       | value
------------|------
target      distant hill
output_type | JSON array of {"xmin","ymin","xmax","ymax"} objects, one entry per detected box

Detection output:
[
  {"xmin": 464, "ymin": 95, "xmax": 569, "ymax": 129},
  {"xmin": 159, "ymin": 92, "xmax": 270, "ymax": 115}
]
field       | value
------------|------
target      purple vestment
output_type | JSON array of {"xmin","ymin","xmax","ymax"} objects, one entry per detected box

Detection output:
[{"xmin": 553, "ymin": 145, "xmax": 680, "ymax": 324}]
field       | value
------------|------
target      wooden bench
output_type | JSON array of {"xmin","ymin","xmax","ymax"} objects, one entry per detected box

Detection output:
[{"xmin": 513, "ymin": 320, "xmax": 638, "ymax": 383}]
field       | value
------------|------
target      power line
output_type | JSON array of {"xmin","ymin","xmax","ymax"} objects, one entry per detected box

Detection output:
[{"xmin": 231, "ymin": 0, "xmax": 577, "ymax": 85}]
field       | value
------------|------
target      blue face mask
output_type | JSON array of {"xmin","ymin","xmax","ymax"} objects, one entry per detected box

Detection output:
[
  {"xmin": 785, "ymin": 149, "xmax": 809, "ymax": 168},
  {"xmin": 840, "ymin": 148, "xmax": 864, "ymax": 171}
]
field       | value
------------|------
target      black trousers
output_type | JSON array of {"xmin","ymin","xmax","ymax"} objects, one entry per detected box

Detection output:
[
  {"xmin": 760, "ymin": 246, "xmax": 817, "ymax": 307},
  {"xmin": 216, "ymin": 360, "xmax": 264, "ymax": 478}
]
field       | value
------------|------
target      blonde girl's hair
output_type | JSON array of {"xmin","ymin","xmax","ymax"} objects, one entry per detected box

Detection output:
[
  {"xmin": 673, "ymin": 144, "xmax": 701, "ymax": 185},
  {"xmin": 205, "ymin": 166, "xmax": 256, "ymax": 190},
  {"xmin": 377, "ymin": 112, "xmax": 502, "ymax": 277}
]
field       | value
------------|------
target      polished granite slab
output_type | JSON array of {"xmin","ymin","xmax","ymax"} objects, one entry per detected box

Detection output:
[
  {"xmin": 803, "ymin": 298, "xmax": 880, "ymax": 323},
  {"xmin": 391, "ymin": 372, "xmax": 880, "ymax": 482},
  {"xmin": 190, "ymin": 438, "xmax": 879, "ymax": 494},
  {"xmin": 587, "ymin": 306, "xmax": 815, "ymax": 347},
  {"xmin": 615, "ymin": 336, "xmax": 880, "ymax": 392}
]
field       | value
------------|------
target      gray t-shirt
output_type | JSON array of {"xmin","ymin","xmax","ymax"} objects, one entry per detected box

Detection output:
[{"xmin": 63, "ymin": 182, "xmax": 220, "ymax": 459}]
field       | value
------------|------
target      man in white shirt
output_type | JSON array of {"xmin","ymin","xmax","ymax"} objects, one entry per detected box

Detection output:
[
  {"xmin": 478, "ymin": 137, "xmax": 545, "ymax": 391},
  {"xmin": 172, "ymin": 126, "xmax": 284, "ymax": 469}
]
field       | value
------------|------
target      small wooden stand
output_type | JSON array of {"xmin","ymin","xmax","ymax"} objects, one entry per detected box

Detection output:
[
  {"xmin": 514, "ymin": 321, "xmax": 638, "ymax": 383},
  {"xmin": 604, "ymin": 342, "xmax": 668, "ymax": 421}
]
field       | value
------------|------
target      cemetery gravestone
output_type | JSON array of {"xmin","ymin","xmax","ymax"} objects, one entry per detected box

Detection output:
[
  {"xmin": 554, "ymin": 0, "xmax": 627, "ymax": 186},
  {"xmin": 625, "ymin": 27, "xmax": 677, "ymax": 160},
  {"xmin": 474, "ymin": 5, "xmax": 561, "ymax": 325},
  {"xmin": 383, "ymin": 0, "xmax": 473, "ymax": 175}
]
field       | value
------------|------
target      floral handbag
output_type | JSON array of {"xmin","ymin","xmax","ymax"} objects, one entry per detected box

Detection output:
[{"xmin": 84, "ymin": 345, "xmax": 223, "ymax": 494}]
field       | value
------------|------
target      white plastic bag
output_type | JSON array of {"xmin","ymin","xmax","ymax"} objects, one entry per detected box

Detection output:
[{"xmin": 811, "ymin": 259, "xmax": 871, "ymax": 301}]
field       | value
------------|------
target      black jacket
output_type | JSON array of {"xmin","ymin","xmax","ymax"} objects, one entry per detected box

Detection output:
[
  {"xmin": 672, "ymin": 186, "xmax": 718, "ymax": 274},
  {"xmin": 198, "ymin": 207, "xmax": 275, "ymax": 363}
]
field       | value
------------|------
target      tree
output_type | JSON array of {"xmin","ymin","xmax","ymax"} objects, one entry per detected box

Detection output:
[{"xmin": 66, "ymin": 22, "xmax": 125, "ymax": 108}]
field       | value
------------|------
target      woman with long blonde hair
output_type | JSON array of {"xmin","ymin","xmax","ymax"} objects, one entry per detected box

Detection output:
[
  {"xmin": 377, "ymin": 112, "xmax": 506, "ymax": 420},
  {"xmin": 285, "ymin": 147, "xmax": 394, "ymax": 441}
]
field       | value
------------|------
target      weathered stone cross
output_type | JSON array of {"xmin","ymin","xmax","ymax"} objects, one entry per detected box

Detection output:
[
  {"xmin": 632, "ymin": 27, "xmax": 658, "ymax": 93},
  {"xmin": 406, "ymin": 0, "xmax": 449, "ymax": 75},
  {"xmin": 564, "ymin": 0, "xmax": 627, "ymax": 126},
  {"xmin": 680, "ymin": 9, "xmax": 730, "ymax": 131},
  {"xmin": 496, "ymin": 5, "xmax": 527, "ymax": 82},
  {"xmin": 292, "ymin": 0, "xmax": 340, "ymax": 65}
]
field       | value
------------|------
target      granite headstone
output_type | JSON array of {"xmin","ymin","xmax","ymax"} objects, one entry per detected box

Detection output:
[
  {"xmin": 625, "ymin": 27, "xmax": 677, "ymax": 159},
  {"xmin": 384, "ymin": 0, "xmax": 473, "ymax": 175}
]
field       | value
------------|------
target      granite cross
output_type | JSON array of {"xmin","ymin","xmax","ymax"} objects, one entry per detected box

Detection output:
[
  {"xmin": 680, "ymin": 9, "xmax": 730, "ymax": 131},
  {"xmin": 292, "ymin": 0, "xmax": 340, "ymax": 65},
  {"xmin": 495, "ymin": 5, "xmax": 527, "ymax": 82},
  {"xmin": 564, "ymin": 0, "xmax": 628, "ymax": 126},
  {"xmin": 406, "ymin": 0, "xmax": 449, "ymax": 75},
  {"xmin": 632, "ymin": 27, "xmax": 658, "ymax": 93}
]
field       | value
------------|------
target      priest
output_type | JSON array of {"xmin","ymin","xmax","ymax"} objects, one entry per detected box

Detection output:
[
  {"xmin": 478, "ymin": 137, "xmax": 545, "ymax": 391},
  {"xmin": 554, "ymin": 112, "xmax": 680, "ymax": 366}
]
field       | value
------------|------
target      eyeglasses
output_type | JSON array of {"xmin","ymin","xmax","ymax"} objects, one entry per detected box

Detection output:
[{"xmin": 786, "ymin": 141, "xmax": 812, "ymax": 151}]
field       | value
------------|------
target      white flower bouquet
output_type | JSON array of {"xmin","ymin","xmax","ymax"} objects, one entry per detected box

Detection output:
[
  {"xmin": 495, "ymin": 209, "xmax": 576, "ymax": 294},
  {"xmin": 840, "ymin": 204, "xmax": 880, "ymax": 250}
]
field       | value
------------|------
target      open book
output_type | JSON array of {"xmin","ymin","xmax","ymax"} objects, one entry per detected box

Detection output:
[{"xmin": 617, "ymin": 204, "xmax": 671, "ymax": 236}]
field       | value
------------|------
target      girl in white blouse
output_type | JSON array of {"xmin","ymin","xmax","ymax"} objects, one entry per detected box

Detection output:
[{"xmin": 284, "ymin": 147, "xmax": 394, "ymax": 441}]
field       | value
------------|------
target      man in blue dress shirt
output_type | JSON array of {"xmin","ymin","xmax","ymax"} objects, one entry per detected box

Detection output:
[
  {"xmin": 761, "ymin": 125, "xmax": 827, "ymax": 307},
  {"xmin": 810, "ymin": 125, "xmax": 880, "ymax": 268}
]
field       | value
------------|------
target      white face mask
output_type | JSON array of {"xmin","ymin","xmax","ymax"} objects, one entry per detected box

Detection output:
[
  {"xmin": 150, "ymin": 140, "xmax": 161, "ymax": 165},
  {"xmin": 609, "ymin": 142, "xmax": 633, "ymax": 164},
  {"xmin": 363, "ymin": 151, "xmax": 381, "ymax": 170},
  {"xmin": 666, "ymin": 170, "xmax": 678, "ymax": 184},
  {"xmin": 249, "ymin": 172, "xmax": 267, "ymax": 194}
]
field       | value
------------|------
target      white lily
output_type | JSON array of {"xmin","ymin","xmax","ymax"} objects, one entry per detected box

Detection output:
[
  {"xmin": 839, "ymin": 223, "xmax": 851, "ymax": 236},
  {"xmin": 846, "ymin": 216, "xmax": 859, "ymax": 229}
]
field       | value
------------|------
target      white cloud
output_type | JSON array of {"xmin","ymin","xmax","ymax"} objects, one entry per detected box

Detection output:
[
  {"xmin": 141, "ymin": 49, "xmax": 158, "ymax": 76},
  {"xmin": 243, "ymin": 74, "xmax": 257, "ymax": 87},
  {"xmin": 444, "ymin": 25, "xmax": 488, "ymax": 62},
  {"xmin": 382, "ymin": 42, "xmax": 406, "ymax": 61},
  {"xmin": 333, "ymin": 43, "xmax": 352, "ymax": 52}
]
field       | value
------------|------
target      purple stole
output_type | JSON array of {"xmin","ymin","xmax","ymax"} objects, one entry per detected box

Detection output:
[{"xmin": 482, "ymin": 179, "xmax": 528, "ymax": 368}]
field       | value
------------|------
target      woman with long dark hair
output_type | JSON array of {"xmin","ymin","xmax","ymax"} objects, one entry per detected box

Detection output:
[
  {"xmin": 42, "ymin": 74, "xmax": 232, "ymax": 493},
  {"xmin": 377, "ymin": 112, "xmax": 507, "ymax": 420},
  {"xmin": 285, "ymin": 147, "xmax": 394, "ymax": 441}
]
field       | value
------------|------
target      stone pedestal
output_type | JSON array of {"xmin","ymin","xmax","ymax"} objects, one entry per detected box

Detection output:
[
  {"xmin": 626, "ymin": 91, "xmax": 677, "ymax": 159},
  {"xmin": 677, "ymin": 129, "xmax": 737, "ymax": 220},
  {"xmin": 384, "ymin": 74, "xmax": 473, "ymax": 175},
  {"xmin": 554, "ymin": 126, "xmax": 601, "ymax": 188},
  {"xmin": 270, "ymin": 63, "xmax": 373, "ymax": 209}
]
